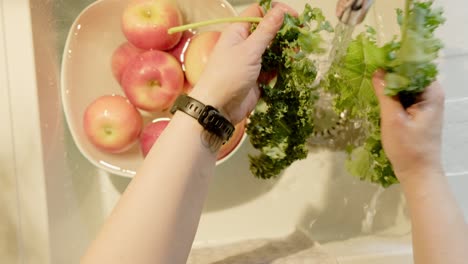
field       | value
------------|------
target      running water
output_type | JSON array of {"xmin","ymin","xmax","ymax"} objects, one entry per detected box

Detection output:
[
  {"xmin": 361, "ymin": 186, "xmax": 385, "ymax": 234},
  {"xmin": 328, "ymin": 22, "xmax": 355, "ymax": 66},
  {"xmin": 313, "ymin": 22, "xmax": 355, "ymax": 86},
  {"xmin": 309, "ymin": 22, "xmax": 357, "ymax": 145}
]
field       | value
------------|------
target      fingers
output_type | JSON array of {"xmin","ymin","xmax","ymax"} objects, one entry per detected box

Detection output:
[
  {"xmin": 244, "ymin": 5, "xmax": 287, "ymax": 55},
  {"xmin": 372, "ymin": 69, "xmax": 408, "ymax": 121},
  {"xmin": 237, "ymin": 3, "xmax": 264, "ymax": 36},
  {"xmin": 272, "ymin": 2, "xmax": 299, "ymax": 17},
  {"xmin": 219, "ymin": 2, "xmax": 295, "ymax": 49},
  {"xmin": 240, "ymin": 3, "xmax": 263, "ymax": 18},
  {"xmin": 373, "ymin": 70, "xmax": 445, "ymax": 129},
  {"xmin": 413, "ymin": 81, "xmax": 445, "ymax": 122},
  {"xmin": 218, "ymin": 3, "xmax": 264, "ymax": 46},
  {"xmin": 421, "ymin": 81, "xmax": 445, "ymax": 106},
  {"xmin": 404, "ymin": 82, "xmax": 445, "ymax": 116}
]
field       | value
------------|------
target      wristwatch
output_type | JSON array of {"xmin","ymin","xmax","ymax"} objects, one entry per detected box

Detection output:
[{"xmin": 170, "ymin": 94, "xmax": 235, "ymax": 143}]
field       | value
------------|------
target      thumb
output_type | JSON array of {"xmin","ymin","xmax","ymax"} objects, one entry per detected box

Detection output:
[
  {"xmin": 372, "ymin": 69, "xmax": 407, "ymax": 120},
  {"xmin": 245, "ymin": 6, "xmax": 286, "ymax": 55}
]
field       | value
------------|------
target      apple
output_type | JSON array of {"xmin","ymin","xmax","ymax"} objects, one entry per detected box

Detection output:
[
  {"xmin": 83, "ymin": 95, "xmax": 143, "ymax": 154},
  {"xmin": 111, "ymin": 42, "xmax": 143, "ymax": 84},
  {"xmin": 217, "ymin": 119, "xmax": 246, "ymax": 161},
  {"xmin": 258, "ymin": 70, "xmax": 277, "ymax": 86},
  {"xmin": 139, "ymin": 118, "xmax": 170, "ymax": 157},
  {"xmin": 121, "ymin": 50, "xmax": 184, "ymax": 112},
  {"xmin": 184, "ymin": 31, "xmax": 221, "ymax": 86},
  {"xmin": 121, "ymin": 0, "xmax": 183, "ymax": 50},
  {"xmin": 183, "ymin": 79, "xmax": 193, "ymax": 93},
  {"xmin": 168, "ymin": 31, "xmax": 194, "ymax": 65}
]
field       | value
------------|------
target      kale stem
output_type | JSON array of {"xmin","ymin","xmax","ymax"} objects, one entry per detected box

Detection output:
[
  {"xmin": 168, "ymin": 17, "xmax": 263, "ymax": 34},
  {"xmin": 401, "ymin": 0, "xmax": 413, "ymax": 43}
]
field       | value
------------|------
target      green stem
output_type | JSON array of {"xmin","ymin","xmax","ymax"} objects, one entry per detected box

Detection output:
[
  {"xmin": 401, "ymin": 0, "xmax": 413, "ymax": 44},
  {"xmin": 168, "ymin": 17, "xmax": 263, "ymax": 34}
]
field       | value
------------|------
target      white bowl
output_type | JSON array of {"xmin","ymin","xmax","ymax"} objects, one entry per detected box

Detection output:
[{"xmin": 61, "ymin": 0, "xmax": 241, "ymax": 177}]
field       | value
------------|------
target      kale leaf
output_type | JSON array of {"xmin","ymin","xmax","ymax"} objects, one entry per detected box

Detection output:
[
  {"xmin": 322, "ymin": 0, "xmax": 444, "ymax": 187},
  {"xmin": 384, "ymin": 0, "xmax": 445, "ymax": 96},
  {"xmin": 247, "ymin": 2, "xmax": 332, "ymax": 179},
  {"xmin": 249, "ymin": 0, "xmax": 444, "ymax": 187}
]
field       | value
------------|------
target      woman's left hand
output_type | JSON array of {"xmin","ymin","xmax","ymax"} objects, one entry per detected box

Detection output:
[{"xmin": 190, "ymin": 3, "xmax": 297, "ymax": 125}]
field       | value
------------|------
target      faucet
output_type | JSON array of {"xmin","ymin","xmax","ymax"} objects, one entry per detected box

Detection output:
[{"xmin": 336, "ymin": 0, "xmax": 375, "ymax": 26}]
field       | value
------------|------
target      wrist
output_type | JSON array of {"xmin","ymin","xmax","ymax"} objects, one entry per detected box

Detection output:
[
  {"xmin": 397, "ymin": 165, "xmax": 445, "ymax": 189},
  {"xmin": 399, "ymin": 169, "xmax": 450, "ymax": 210},
  {"xmin": 189, "ymin": 83, "xmax": 230, "ymax": 121},
  {"xmin": 171, "ymin": 93, "xmax": 234, "ymax": 152},
  {"xmin": 172, "ymin": 111, "xmax": 223, "ymax": 153}
]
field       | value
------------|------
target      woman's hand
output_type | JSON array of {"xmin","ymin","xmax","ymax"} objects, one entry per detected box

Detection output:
[
  {"xmin": 189, "ymin": 3, "xmax": 296, "ymax": 125},
  {"xmin": 372, "ymin": 70, "xmax": 445, "ymax": 183}
]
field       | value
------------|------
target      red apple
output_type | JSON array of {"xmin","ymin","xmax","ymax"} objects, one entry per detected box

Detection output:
[
  {"xmin": 168, "ymin": 31, "xmax": 194, "ymax": 65},
  {"xmin": 258, "ymin": 70, "xmax": 278, "ymax": 86},
  {"xmin": 184, "ymin": 31, "xmax": 221, "ymax": 86},
  {"xmin": 121, "ymin": 50, "xmax": 184, "ymax": 112},
  {"xmin": 139, "ymin": 118, "xmax": 170, "ymax": 157},
  {"xmin": 183, "ymin": 79, "xmax": 193, "ymax": 93},
  {"xmin": 121, "ymin": 0, "xmax": 183, "ymax": 50},
  {"xmin": 217, "ymin": 119, "xmax": 246, "ymax": 161},
  {"xmin": 83, "ymin": 95, "xmax": 143, "ymax": 154},
  {"xmin": 111, "ymin": 42, "xmax": 143, "ymax": 84}
]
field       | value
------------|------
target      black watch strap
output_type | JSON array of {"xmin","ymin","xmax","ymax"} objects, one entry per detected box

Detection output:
[{"xmin": 170, "ymin": 94, "xmax": 235, "ymax": 142}]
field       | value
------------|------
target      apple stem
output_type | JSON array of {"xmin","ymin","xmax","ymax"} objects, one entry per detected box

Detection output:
[{"xmin": 168, "ymin": 17, "xmax": 263, "ymax": 34}]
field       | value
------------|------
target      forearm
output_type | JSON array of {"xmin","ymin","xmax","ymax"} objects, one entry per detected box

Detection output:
[
  {"xmin": 400, "ymin": 169, "xmax": 468, "ymax": 264},
  {"xmin": 82, "ymin": 112, "xmax": 216, "ymax": 264}
]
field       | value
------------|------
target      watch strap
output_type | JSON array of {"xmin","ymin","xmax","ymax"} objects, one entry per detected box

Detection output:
[
  {"xmin": 170, "ymin": 94, "xmax": 235, "ymax": 142},
  {"xmin": 170, "ymin": 94, "xmax": 205, "ymax": 120}
]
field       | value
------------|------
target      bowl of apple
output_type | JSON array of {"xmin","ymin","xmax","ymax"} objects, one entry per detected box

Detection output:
[{"xmin": 61, "ymin": 0, "xmax": 245, "ymax": 177}]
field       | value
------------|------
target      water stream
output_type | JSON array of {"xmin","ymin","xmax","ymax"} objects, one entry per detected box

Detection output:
[
  {"xmin": 361, "ymin": 186, "xmax": 386, "ymax": 234},
  {"xmin": 312, "ymin": 4, "xmax": 389, "ymax": 238},
  {"xmin": 327, "ymin": 22, "xmax": 355, "ymax": 68},
  {"xmin": 309, "ymin": 22, "xmax": 357, "ymax": 146}
]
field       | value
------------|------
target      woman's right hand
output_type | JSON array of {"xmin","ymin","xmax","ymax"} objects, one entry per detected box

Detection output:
[
  {"xmin": 372, "ymin": 70, "xmax": 446, "ymax": 183},
  {"xmin": 190, "ymin": 3, "xmax": 296, "ymax": 125}
]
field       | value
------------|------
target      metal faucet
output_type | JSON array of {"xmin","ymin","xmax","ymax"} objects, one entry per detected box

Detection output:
[{"xmin": 336, "ymin": 0, "xmax": 375, "ymax": 26}]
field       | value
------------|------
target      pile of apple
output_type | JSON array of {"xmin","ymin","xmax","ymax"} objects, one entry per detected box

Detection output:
[{"xmin": 83, "ymin": 0, "xmax": 245, "ymax": 160}]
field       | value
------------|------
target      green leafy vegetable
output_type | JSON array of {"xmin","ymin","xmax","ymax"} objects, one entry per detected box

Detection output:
[
  {"xmin": 384, "ymin": 0, "xmax": 445, "ymax": 96},
  {"xmin": 325, "ymin": 33, "xmax": 390, "ymax": 119},
  {"xmin": 323, "ymin": 31, "xmax": 400, "ymax": 187},
  {"xmin": 170, "ymin": 0, "xmax": 444, "ymax": 186},
  {"xmin": 323, "ymin": 0, "xmax": 444, "ymax": 187},
  {"xmin": 247, "ymin": 1, "xmax": 333, "ymax": 179}
]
